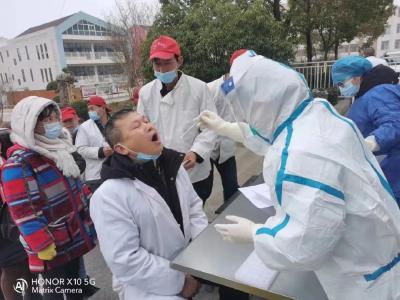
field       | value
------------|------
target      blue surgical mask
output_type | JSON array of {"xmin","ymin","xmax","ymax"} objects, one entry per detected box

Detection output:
[
  {"xmin": 154, "ymin": 70, "xmax": 177, "ymax": 84},
  {"xmin": 118, "ymin": 143, "xmax": 161, "ymax": 162},
  {"xmin": 136, "ymin": 152, "xmax": 161, "ymax": 162},
  {"xmin": 89, "ymin": 111, "xmax": 100, "ymax": 121},
  {"xmin": 339, "ymin": 80, "xmax": 360, "ymax": 97},
  {"xmin": 44, "ymin": 122, "xmax": 62, "ymax": 139}
]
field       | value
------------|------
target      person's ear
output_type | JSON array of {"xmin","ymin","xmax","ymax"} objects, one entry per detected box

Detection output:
[
  {"xmin": 352, "ymin": 77, "xmax": 361, "ymax": 85},
  {"xmin": 177, "ymin": 56, "xmax": 183, "ymax": 69},
  {"xmin": 114, "ymin": 144, "xmax": 129, "ymax": 156}
]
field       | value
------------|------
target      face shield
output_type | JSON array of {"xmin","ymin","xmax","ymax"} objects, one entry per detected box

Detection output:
[
  {"xmin": 221, "ymin": 52, "xmax": 310, "ymax": 155},
  {"xmin": 222, "ymin": 80, "xmax": 271, "ymax": 155}
]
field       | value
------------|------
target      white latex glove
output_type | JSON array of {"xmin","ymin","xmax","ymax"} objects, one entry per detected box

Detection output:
[
  {"xmin": 365, "ymin": 136, "xmax": 380, "ymax": 152},
  {"xmin": 214, "ymin": 215, "xmax": 262, "ymax": 243},
  {"xmin": 195, "ymin": 110, "xmax": 244, "ymax": 143}
]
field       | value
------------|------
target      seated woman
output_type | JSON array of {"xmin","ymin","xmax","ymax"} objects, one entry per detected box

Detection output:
[{"xmin": 1, "ymin": 96, "xmax": 96, "ymax": 300}]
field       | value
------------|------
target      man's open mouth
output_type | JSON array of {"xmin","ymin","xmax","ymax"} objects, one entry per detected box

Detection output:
[{"xmin": 151, "ymin": 133, "xmax": 159, "ymax": 142}]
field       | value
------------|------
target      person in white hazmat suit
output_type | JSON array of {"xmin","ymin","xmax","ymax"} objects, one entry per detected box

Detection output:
[{"xmin": 196, "ymin": 50, "xmax": 400, "ymax": 300}]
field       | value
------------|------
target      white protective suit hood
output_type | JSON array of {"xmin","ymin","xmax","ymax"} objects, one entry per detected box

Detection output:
[
  {"xmin": 222, "ymin": 51, "xmax": 311, "ymax": 155},
  {"xmin": 10, "ymin": 96, "xmax": 80, "ymax": 178}
]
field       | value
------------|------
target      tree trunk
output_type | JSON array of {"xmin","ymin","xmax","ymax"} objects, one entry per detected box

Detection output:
[
  {"xmin": 324, "ymin": 49, "xmax": 329, "ymax": 61},
  {"xmin": 306, "ymin": 31, "xmax": 313, "ymax": 62},
  {"xmin": 305, "ymin": 0, "xmax": 313, "ymax": 62},
  {"xmin": 334, "ymin": 41, "xmax": 340, "ymax": 59},
  {"xmin": 273, "ymin": 0, "xmax": 281, "ymax": 21}
]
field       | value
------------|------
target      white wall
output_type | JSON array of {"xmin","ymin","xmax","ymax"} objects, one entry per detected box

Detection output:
[
  {"xmin": 0, "ymin": 27, "xmax": 62, "ymax": 91},
  {"xmin": 376, "ymin": 6, "xmax": 400, "ymax": 57}
]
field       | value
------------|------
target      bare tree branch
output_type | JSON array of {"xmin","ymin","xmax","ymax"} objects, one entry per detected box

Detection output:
[{"xmin": 105, "ymin": 0, "xmax": 160, "ymax": 89}]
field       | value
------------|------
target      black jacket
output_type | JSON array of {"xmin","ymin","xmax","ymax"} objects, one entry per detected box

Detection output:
[
  {"xmin": 357, "ymin": 64, "xmax": 399, "ymax": 98},
  {"xmin": 72, "ymin": 151, "xmax": 86, "ymax": 174},
  {"xmin": 101, "ymin": 148, "xmax": 186, "ymax": 234}
]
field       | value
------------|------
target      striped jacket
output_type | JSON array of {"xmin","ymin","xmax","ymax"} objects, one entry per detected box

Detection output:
[{"xmin": 1, "ymin": 145, "xmax": 96, "ymax": 272}]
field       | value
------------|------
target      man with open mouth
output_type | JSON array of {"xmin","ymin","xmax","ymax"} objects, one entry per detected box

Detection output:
[{"xmin": 90, "ymin": 109, "xmax": 208, "ymax": 300}]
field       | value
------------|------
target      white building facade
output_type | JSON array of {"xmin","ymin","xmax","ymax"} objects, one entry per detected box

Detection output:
[
  {"xmin": 0, "ymin": 12, "xmax": 124, "ymax": 92},
  {"xmin": 376, "ymin": 2, "xmax": 400, "ymax": 58}
]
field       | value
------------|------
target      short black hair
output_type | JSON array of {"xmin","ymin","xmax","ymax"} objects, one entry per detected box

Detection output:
[
  {"xmin": 363, "ymin": 47, "xmax": 375, "ymax": 57},
  {"xmin": 38, "ymin": 104, "xmax": 59, "ymax": 121},
  {"xmin": 105, "ymin": 109, "xmax": 135, "ymax": 147},
  {"xmin": 0, "ymin": 129, "xmax": 12, "ymax": 158}
]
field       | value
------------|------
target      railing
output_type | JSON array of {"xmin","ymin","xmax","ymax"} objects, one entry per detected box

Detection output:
[
  {"xmin": 65, "ymin": 52, "xmax": 91, "ymax": 59},
  {"xmin": 74, "ymin": 75, "xmax": 96, "ymax": 82},
  {"xmin": 65, "ymin": 51, "xmax": 118, "ymax": 60},
  {"xmin": 386, "ymin": 56, "xmax": 400, "ymax": 72},
  {"xmin": 98, "ymin": 74, "xmax": 125, "ymax": 82},
  {"xmin": 94, "ymin": 52, "xmax": 117, "ymax": 60},
  {"xmin": 291, "ymin": 60, "xmax": 335, "ymax": 90},
  {"xmin": 292, "ymin": 56, "xmax": 400, "ymax": 91},
  {"xmin": 80, "ymin": 82, "xmax": 128, "ymax": 100}
]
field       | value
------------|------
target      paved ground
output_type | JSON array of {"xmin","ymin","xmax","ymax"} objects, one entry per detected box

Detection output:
[{"xmin": 84, "ymin": 144, "xmax": 264, "ymax": 299}]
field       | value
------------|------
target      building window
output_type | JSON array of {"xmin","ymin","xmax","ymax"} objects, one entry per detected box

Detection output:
[
  {"xmin": 44, "ymin": 68, "xmax": 49, "ymax": 82},
  {"xmin": 396, "ymin": 40, "xmax": 400, "ymax": 49},
  {"xmin": 18, "ymin": 79, "xmax": 21, "ymax": 86},
  {"xmin": 40, "ymin": 44, "xmax": 45, "ymax": 59},
  {"xmin": 40, "ymin": 69, "xmax": 44, "ymax": 82},
  {"xmin": 30, "ymin": 68, "xmax": 34, "ymax": 82},
  {"xmin": 48, "ymin": 68, "xmax": 53, "ymax": 81},
  {"xmin": 13, "ymin": 58, "xmax": 17, "ymax": 66},
  {"xmin": 62, "ymin": 20, "xmax": 110, "ymax": 36},
  {"xmin": 6, "ymin": 50, "xmax": 9, "ymax": 57},
  {"xmin": 381, "ymin": 40, "xmax": 390, "ymax": 50},
  {"xmin": 25, "ymin": 46, "xmax": 30, "ymax": 60},
  {"xmin": 21, "ymin": 69, "xmax": 26, "ymax": 82},
  {"xmin": 398, "ymin": 7, "xmax": 400, "ymax": 16},
  {"xmin": 0, "ymin": 52, "xmax": 3, "ymax": 63},
  {"xmin": 36, "ymin": 45, "xmax": 40, "ymax": 60},
  {"xmin": 44, "ymin": 43, "xmax": 49, "ymax": 59},
  {"xmin": 11, "ymin": 74, "xmax": 14, "ymax": 81},
  {"xmin": 17, "ymin": 48, "xmax": 21, "ymax": 61},
  {"xmin": 0, "ymin": 74, "xmax": 3, "ymax": 84},
  {"xmin": 385, "ymin": 25, "xmax": 391, "ymax": 35},
  {"xmin": 5, "ymin": 73, "xmax": 8, "ymax": 83},
  {"xmin": 349, "ymin": 44, "xmax": 358, "ymax": 52}
]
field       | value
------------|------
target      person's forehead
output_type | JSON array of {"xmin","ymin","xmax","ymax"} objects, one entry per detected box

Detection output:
[
  {"xmin": 88, "ymin": 104, "xmax": 102, "ymax": 109},
  {"xmin": 117, "ymin": 111, "xmax": 142, "ymax": 126},
  {"xmin": 40, "ymin": 111, "xmax": 58, "ymax": 119},
  {"xmin": 153, "ymin": 57, "xmax": 176, "ymax": 64}
]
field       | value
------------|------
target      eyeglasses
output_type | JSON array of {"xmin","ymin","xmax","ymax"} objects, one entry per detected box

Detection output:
[{"xmin": 337, "ymin": 78, "xmax": 352, "ymax": 88}]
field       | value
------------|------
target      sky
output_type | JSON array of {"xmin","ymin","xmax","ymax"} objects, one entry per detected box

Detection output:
[{"xmin": 0, "ymin": 0, "xmax": 157, "ymax": 39}]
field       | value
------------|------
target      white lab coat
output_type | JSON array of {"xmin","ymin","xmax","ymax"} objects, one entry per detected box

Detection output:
[
  {"xmin": 207, "ymin": 76, "xmax": 236, "ymax": 164},
  {"xmin": 138, "ymin": 73, "xmax": 217, "ymax": 183},
  {"xmin": 227, "ymin": 52, "xmax": 400, "ymax": 300},
  {"xmin": 366, "ymin": 56, "xmax": 389, "ymax": 67},
  {"xmin": 90, "ymin": 166, "xmax": 208, "ymax": 300},
  {"xmin": 75, "ymin": 119, "xmax": 106, "ymax": 181}
]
